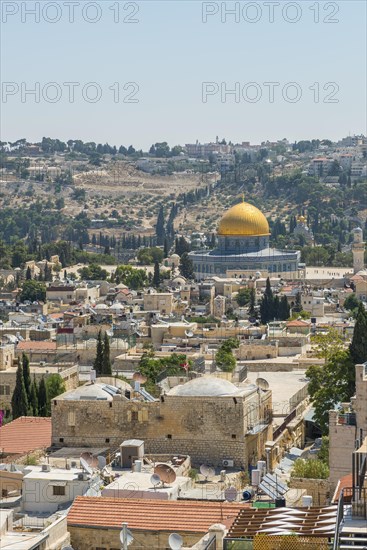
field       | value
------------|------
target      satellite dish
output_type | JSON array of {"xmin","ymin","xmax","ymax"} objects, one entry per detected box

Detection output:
[
  {"xmin": 80, "ymin": 457, "xmax": 93, "ymax": 476},
  {"xmin": 150, "ymin": 473, "xmax": 161, "ymax": 487},
  {"xmin": 200, "ymin": 464, "xmax": 210, "ymax": 478},
  {"xmin": 97, "ymin": 455, "xmax": 107, "ymax": 470},
  {"xmin": 154, "ymin": 464, "xmax": 176, "ymax": 485},
  {"xmin": 185, "ymin": 330, "xmax": 194, "ymax": 338},
  {"xmin": 81, "ymin": 452, "xmax": 98, "ymax": 469},
  {"xmin": 119, "ymin": 526, "xmax": 133, "ymax": 547},
  {"xmin": 168, "ymin": 533, "xmax": 183, "ymax": 550},
  {"xmin": 224, "ymin": 486, "xmax": 237, "ymax": 502},
  {"xmin": 207, "ymin": 467, "xmax": 216, "ymax": 478},
  {"xmin": 249, "ymin": 317, "xmax": 257, "ymax": 324},
  {"xmin": 133, "ymin": 372, "xmax": 147, "ymax": 384},
  {"xmin": 256, "ymin": 377, "xmax": 270, "ymax": 391}
]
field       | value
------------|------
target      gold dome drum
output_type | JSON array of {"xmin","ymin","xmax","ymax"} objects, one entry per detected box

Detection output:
[{"xmin": 218, "ymin": 201, "xmax": 270, "ymax": 237}]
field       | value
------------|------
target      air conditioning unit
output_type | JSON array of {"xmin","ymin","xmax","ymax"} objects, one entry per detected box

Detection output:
[
  {"xmin": 41, "ymin": 464, "xmax": 50, "ymax": 472},
  {"xmin": 222, "ymin": 459, "xmax": 234, "ymax": 468}
]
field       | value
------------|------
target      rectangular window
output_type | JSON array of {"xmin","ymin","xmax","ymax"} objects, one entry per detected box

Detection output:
[
  {"xmin": 68, "ymin": 411, "xmax": 76, "ymax": 427},
  {"xmin": 0, "ymin": 385, "xmax": 10, "ymax": 395},
  {"xmin": 52, "ymin": 485, "xmax": 66, "ymax": 496}
]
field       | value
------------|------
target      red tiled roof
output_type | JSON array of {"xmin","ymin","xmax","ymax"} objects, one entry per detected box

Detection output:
[
  {"xmin": 332, "ymin": 473, "xmax": 353, "ymax": 503},
  {"xmin": 17, "ymin": 341, "xmax": 57, "ymax": 351},
  {"xmin": 286, "ymin": 320, "xmax": 310, "ymax": 327},
  {"xmin": 67, "ymin": 497, "xmax": 247, "ymax": 533},
  {"xmin": 0, "ymin": 417, "xmax": 51, "ymax": 455}
]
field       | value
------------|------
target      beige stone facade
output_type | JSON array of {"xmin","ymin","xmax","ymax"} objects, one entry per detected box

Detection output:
[
  {"xmin": 143, "ymin": 292, "xmax": 174, "ymax": 315},
  {"xmin": 52, "ymin": 388, "xmax": 272, "ymax": 468}
]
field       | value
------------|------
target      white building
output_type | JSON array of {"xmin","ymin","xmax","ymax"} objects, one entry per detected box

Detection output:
[{"xmin": 22, "ymin": 466, "xmax": 100, "ymax": 514}]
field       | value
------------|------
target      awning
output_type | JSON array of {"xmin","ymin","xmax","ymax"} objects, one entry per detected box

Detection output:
[
  {"xmin": 49, "ymin": 481, "xmax": 67, "ymax": 487},
  {"xmin": 356, "ymin": 436, "xmax": 367, "ymax": 454}
]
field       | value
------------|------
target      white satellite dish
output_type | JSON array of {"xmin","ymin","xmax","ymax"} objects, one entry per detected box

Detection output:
[
  {"xmin": 150, "ymin": 473, "xmax": 161, "ymax": 488},
  {"xmin": 207, "ymin": 467, "xmax": 216, "ymax": 478},
  {"xmin": 256, "ymin": 377, "xmax": 270, "ymax": 391},
  {"xmin": 97, "ymin": 456, "xmax": 107, "ymax": 470},
  {"xmin": 80, "ymin": 457, "xmax": 93, "ymax": 476},
  {"xmin": 200, "ymin": 464, "xmax": 210, "ymax": 478},
  {"xmin": 224, "ymin": 486, "xmax": 237, "ymax": 502},
  {"xmin": 168, "ymin": 533, "xmax": 183, "ymax": 550},
  {"xmin": 185, "ymin": 330, "xmax": 194, "ymax": 338},
  {"xmin": 119, "ymin": 526, "xmax": 133, "ymax": 547}
]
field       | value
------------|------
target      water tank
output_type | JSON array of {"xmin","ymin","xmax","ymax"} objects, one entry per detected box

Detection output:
[
  {"xmin": 257, "ymin": 461, "xmax": 266, "ymax": 474},
  {"xmin": 302, "ymin": 495, "xmax": 313, "ymax": 507},
  {"xmin": 251, "ymin": 469, "xmax": 261, "ymax": 486},
  {"xmin": 134, "ymin": 460, "xmax": 142, "ymax": 473},
  {"xmin": 220, "ymin": 470, "xmax": 226, "ymax": 482},
  {"xmin": 242, "ymin": 488, "xmax": 254, "ymax": 502}
]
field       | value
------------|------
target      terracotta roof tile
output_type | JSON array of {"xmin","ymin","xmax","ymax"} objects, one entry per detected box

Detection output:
[
  {"xmin": 0, "ymin": 417, "xmax": 51, "ymax": 455},
  {"xmin": 67, "ymin": 496, "xmax": 247, "ymax": 533},
  {"xmin": 286, "ymin": 320, "xmax": 310, "ymax": 327},
  {"xmin": 17, "ymin": 341, "xmax": 57, "ymax": 351}
]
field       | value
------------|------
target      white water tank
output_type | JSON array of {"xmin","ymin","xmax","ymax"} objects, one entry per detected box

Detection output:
[
  {"xmin": 302, "ymin": 495, "xmax": 313, "ymax": 507},
  {"xmin": 134, "ymin": 460, "xmax": 142, "ymax": 473},
  {"xmin": 251, "ymin": 469, "xmax": 261, "ymax": 486},
  {"xmin": 257, "ymin": 461, "xmax": 266, "ymax": 474}
]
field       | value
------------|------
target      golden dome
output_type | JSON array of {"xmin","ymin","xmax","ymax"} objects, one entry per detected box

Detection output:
[{"xmin": 218, "ymin": 200, "xmax": 270, "ymax": 236}]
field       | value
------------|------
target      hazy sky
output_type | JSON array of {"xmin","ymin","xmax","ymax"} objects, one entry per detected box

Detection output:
[{"xmin": 1, "ymin": 0, "xmax": 366, "ymax": 149}]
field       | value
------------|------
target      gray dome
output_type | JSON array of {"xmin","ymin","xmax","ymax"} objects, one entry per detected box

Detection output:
[{"xmin": 167, "ymin": 376, "xmax": 240, "ymax": 397}]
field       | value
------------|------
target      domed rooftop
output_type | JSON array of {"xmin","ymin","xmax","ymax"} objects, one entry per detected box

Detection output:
[
  {"xmin": 218, "ymin": 199, "xmax": 270, "ymax": 237},
  {"xmin": 167, "ymin": 376, "xmax": 240, "ymax": 397}
]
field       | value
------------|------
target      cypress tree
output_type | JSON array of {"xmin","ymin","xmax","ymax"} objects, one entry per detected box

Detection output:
[
  {"xmin": 293, "ymin": 291, "xmax": 303, "ymax": 313},
  {"xmin": 273, "ymin": 295, "xmax": 280, "ymax": 320},
  {"xmin": 279, "ymin": 295, "xmax": 290, "ymax": 320},
  {"xmin": 260, "ymin": 278, "xmax": 274, "ymax": 323},
  {"xmin": 164, "ymin": 238, "xmax": 169, "ymax": 258},
  {"xmin": 153, "ymin": 261, "xmax": 161, "ymax": 287},
  {"xmin": 26, "ymin": 266, "xmax": 32, "ymax": 280},
  {"xmin": 94, "ymin": 330, "xmax": 104, "ymax": 376},
  {"xmin": 30, "ymin": 376, "xmax": 39, "ymax": 416},
  {"xmin": 350, "ymin": 303, "xmax": 367, "ymax": 364},
  {"xmin": 156, "ymin": 206, "xmax": 165, "ymax": 246},
  {"xmin": 179, "ymin": 252, "xmax": 194, "ymax": 279},
  {"xmin": 38, "ymin": 377, "xmax": 50, "ymax": 416},
  {"xmin": 102, "ymin": 333, "xmax": 112, "ymax": 376},
  {"xmin": 22, "ymin": 353, "xmax": 32, "ymax": 401},
  {"xmin": 248, "ymin": 288, "xmax": 256, "ymax": 316},
  {"xmin": 11, "ymin": 363, "xmax": 29, "ymax": 419}
]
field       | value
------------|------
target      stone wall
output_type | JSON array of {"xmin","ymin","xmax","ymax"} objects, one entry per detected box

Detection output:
[
  {"xmin": 69, "ymin": 525, "xmax": 201, "ymax": 550},
  {"xmin": 52, "ymin": 391, "xmax": 272, "ymax": 468},
  {"xmin": 288, "ymin": 477, "xmax": 331, "ymax": 506}
]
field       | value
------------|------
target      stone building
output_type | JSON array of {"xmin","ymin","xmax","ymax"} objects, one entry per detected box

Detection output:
[
  {"xmin": 329, "ymin": 363, "xmax": 367, "ymax": 490},
  {"xmin": 189, "ymin": 197, "xmax": 301, "ymax": 280},
  {"xmin": 52, "ymin": 376, "xmax": 272, "ymax": 469}
]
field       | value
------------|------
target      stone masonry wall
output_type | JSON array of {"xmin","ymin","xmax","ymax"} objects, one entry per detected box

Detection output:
[{"xmin": 52, "ymin": 394, "xmax": 259, "ymax": 468}]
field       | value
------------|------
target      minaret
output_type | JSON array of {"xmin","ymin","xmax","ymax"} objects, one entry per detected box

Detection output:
[{"xmin": 352, "ymin": 227, "xmax": 365, "ymax": 274}]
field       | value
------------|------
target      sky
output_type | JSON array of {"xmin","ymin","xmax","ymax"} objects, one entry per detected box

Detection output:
[{"xmin": 1, "ymin": 0, "xmax": 366, "ymax": 149}]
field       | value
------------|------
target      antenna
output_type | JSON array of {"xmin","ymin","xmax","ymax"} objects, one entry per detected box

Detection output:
[
  {"xmin": 168, "ymin": 533, "xmax": 183, "ymax": 550},
  {"xmin": 224, "ymin": 486, "xmax": 237, "ymax": 502},
  {"xmin": 150, "ymin": 473, "xmax": 161, "ymax": 488},
  {"xmin": 256, "ymin": 377, "xmax": 270, "ymax": 391},
  {"xmin": 80, "ymin": 457, "xmax": 93, "ymax": 476},
  {"xmin": 97, "ymin": 456, "xmax": 107, "ymax": 470},
  {"xmin": 154, "ymin": 464, "xmax": 176, "ymax": 486}
]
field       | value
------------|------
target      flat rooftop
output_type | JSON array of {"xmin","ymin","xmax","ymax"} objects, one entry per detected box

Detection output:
[{"xmin": 247, "ymin": 370, "xmax": 308, "ymax": 416}]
